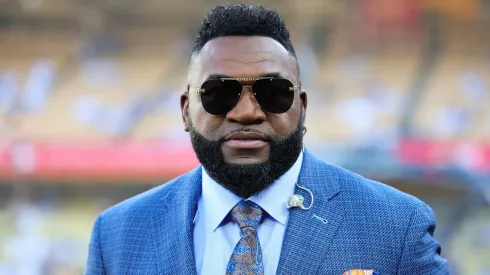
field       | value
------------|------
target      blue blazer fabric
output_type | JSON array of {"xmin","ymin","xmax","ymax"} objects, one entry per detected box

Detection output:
[{"xmin": 85, "ymin": 149, "xmax": 449, "ymax": 275}]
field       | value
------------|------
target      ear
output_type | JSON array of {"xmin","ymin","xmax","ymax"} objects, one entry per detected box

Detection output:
[
  {"xmin": 181, "ymin": 90, "xmax": 190, "ymax": 132},
  {"xmin": 300, "ymin": 89, "xmax": 307, "ymax": 123}
]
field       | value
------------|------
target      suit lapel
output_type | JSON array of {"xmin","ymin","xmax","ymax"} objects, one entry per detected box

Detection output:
[
  {"xmin": 151, "ymin": 167, "xmax": 202, "ymax": 275},
  {"xmin": 276, "ymin": 150, "xmax": 344, "ymax": 275}
]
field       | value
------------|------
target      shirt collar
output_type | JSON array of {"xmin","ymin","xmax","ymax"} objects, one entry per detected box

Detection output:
[{"xmin": 198, "ymin": 151, "xmax": 304, "ymax": 232}]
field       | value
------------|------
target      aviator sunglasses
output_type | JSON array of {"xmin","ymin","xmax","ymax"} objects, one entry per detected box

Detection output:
[{"xmin": 189, "ymin": 77, "xmax": 300, "ymax": 115}]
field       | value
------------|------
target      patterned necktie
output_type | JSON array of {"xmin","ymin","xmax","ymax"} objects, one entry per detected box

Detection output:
[{"xmin": 226, "ymin": 200, "xmax": 264, "ymax": 275}]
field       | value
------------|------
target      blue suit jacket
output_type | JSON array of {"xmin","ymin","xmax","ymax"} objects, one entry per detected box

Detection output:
[{"xmin": 85, "ymin": 149, "xmax": 449, "ymax": 274}]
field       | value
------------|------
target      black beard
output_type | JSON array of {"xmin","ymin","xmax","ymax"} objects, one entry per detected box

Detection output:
[{"xmin": 188, "ymin": 119, "xmax": 304, "ymax": 199}]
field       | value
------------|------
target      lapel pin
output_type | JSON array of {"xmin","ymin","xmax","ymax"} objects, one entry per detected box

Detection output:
[{"xmin": 312, "ymin": 214, "xmax": 328, "ymax": 224}]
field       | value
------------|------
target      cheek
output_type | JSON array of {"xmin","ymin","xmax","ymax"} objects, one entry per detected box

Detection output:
[
  {"xmin": 274, "ymin": 99, "xmax": 303, "ymax": 135},
  {"xmin": 190, "ymin": 106, "xmax": 224, "ymax": 138},
  {"xmin": 271, "ymin": 117, "xmax": 297, "ymax": 137},
  {"xmin": 267, "ymin": 113, "xmax": 299, "ymax": 137}
]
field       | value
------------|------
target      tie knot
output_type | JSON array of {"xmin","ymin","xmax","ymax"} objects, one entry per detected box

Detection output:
[{"xmin": 229, "ymin": 200, "xmax": 263, "ymax": 230}]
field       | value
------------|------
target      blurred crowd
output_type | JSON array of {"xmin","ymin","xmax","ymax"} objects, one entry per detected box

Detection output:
[
  {"xmin": 0, "ymin": 201, "xmax": 88, "ymax": 275},
  {"xmin": 2, "ymin": 50, "xmax": 489, "ymax": 145},
  {"xmin": 1, "ymin": 0, "xmax": 490, "ymax": 274}
]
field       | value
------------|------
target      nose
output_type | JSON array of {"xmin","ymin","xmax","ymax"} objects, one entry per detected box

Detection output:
[{"xmin": 225, "ymin": 86, "xmax": 266, "ymax": 125}]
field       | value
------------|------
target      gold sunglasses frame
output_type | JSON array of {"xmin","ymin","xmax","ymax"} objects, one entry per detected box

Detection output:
[{"xmin": 189, "ymin": 77, "xmax": 300, "ymax": 95}]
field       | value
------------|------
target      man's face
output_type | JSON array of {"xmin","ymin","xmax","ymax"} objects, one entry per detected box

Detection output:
[{"xmin": 181, "ymin": 36, "xmax": 307, "ymax": 198}]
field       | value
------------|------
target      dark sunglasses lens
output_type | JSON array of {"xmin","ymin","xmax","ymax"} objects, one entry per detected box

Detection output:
[
  {"xmin": 200, "ymin": 80, "xmax": 242, "ymax": 115},
  {"xmin": 253, "ymin": 79, "xmax": 294, "ymax": 113}
]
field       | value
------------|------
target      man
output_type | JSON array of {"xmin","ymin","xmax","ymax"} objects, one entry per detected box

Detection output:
[{"xmin": 85, "ymin": 4, "xmax": 449, "ymax": 275}]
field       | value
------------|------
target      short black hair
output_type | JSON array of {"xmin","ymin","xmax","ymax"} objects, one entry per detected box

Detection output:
[{"xmin": 191, "ymin": 4, "xmax": 296, "ymax": 58}]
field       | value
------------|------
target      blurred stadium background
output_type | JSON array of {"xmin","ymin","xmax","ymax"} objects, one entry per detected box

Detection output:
[{"xmin": 0, "ymin": 0, "xmax": 489, "ymax": 274}]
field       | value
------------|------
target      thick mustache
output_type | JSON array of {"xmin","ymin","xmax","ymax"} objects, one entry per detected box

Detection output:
[{"xmin": 219, "ymin": 128, "xmax": 272, "ymax": 142}]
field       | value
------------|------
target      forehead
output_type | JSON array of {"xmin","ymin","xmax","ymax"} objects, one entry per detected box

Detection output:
[{"xmin": 189, "ymin": 36, "xmax": 298, "ymax": 84}]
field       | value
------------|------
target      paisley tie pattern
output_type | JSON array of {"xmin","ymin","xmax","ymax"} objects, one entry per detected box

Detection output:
[{"xmin": 226, "ymin": 200, "xmax": 264, "ymax": 275}]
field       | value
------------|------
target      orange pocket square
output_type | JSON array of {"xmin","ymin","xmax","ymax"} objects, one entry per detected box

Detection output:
[{"xmin": 342, "ymin": 270, "xmax": 377, "ymax": 275}]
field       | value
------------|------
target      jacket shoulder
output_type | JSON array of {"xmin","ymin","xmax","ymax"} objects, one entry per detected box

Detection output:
[
  {"xmin": 86, "ymin": 167, "xmax": 201, "ymax": 272},
  {"xmin": 97, "ymin": 167, "xmax": 200, "ymax": 226},
  {"xmin": 324, "ymin": 162, "xmax": 430, "ymax": 217}
]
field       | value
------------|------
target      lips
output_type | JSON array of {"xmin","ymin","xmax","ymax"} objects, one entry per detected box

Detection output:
[
  {"xmin": 223, "ymin": 132, "xmax": 269, "ymax": 149},
  {"xmin": 224, "ymin": 132, "xmax": 268, "ymax": 141}
]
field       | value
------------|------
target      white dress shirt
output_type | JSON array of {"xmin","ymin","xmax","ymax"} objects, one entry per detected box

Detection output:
[{"xmin": 193, "ymin": 151, "xmax": 304, "ymax": 275}]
